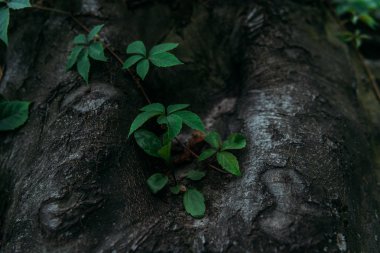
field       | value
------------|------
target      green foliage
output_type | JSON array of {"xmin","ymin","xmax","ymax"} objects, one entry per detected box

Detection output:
[
  {"xmin": 334, "ymin": 0, "xmax": 379, "ymax": 48},
  {"xmin": 66, "ymin": 24, "xmax": 107, "ymax": 83},
  {"xmin": 147, "ymin": 173, "xmax": 168, "ymax": 193},
  {"xmin": 128, "ymin": 103, "xmax": 205, "ymax": 141},
  {"xmin": 340, "ymin": 29, "xmax": 371, "ymax": 48},
  {"xmin": 129, "ymin": 102, "xmax": 246, "ymax": 218},
  {"xmin": 0, "ymin": 0, "xmax": 31, "ymax": 45},
  {"xmin": 183, "ymin": 188, "xmax": 205, "ymax": 218},
  {"xmin": 0, "ymin": 98, "xmax": 30, "ymax": 131},
  {"xmin": 186, "ymin": 170, "xmax": 206, "ymax": 181},
  {"xmin": 199, "ymin": 132, "xmax": 246, "ymax": 176},
  {"xmin": 217, "ymin": 151, "xmax": 241, "ymax": 176},
  {"xmin": 123, "ymin": 41, "xmax": 183, "ymax": 80}
]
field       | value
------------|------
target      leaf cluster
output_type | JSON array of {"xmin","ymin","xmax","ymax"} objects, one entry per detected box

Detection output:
[
  {"xmin": 129, "ymin": 102, "xmax": 246, "ymax": 218},
  {"xmin": 123, "ymin": 41, "xmax": 183, "ymax": 80},
  {"xmin": 198, "ymin": 132, "xmax": 246, "ymax": 176},
  {"xmin": 66, "ymin": 24, "xmax": 107, "ymax": 83}
]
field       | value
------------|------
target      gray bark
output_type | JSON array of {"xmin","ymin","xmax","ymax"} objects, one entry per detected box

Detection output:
[{"xmin": 1, "ymin": 0, "xmax": 380, "ymax": 252}]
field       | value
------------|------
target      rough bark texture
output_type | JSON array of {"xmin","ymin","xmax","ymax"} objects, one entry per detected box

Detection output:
[{"xmin": 1, "ymin": 0, "xmax": 380, "ymax": 252}]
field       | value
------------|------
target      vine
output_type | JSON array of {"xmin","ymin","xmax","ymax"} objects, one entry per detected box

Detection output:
[{"xmin": 0, "ymin": 0, "xmax": 247, "ymax": 218}]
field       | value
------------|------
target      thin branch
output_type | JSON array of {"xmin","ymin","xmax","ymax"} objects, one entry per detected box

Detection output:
[
  {"xmin": 175, "ymin": 137, "xmax": 228, "ymax": 174},
  {"xmin": 31, "ymin": 4, "xmax": 151, "ymax": 104}
]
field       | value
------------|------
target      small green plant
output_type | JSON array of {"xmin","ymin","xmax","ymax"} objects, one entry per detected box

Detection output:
[
  {"xmin": 128, "ymin": 103, "xmax": 246, "ymax": 218},
  {"xmin": 123, "ymin": 41, "xmax": 183, "ymax": 80},
  {"xmin": 340, "ymin": 29, "xmax": 371, "ymax": 48},
  {"xmin": 199, "ymin": 132, "xmax": 246, "ymax": 176},
  {"xmin": 0, "ymin": 0, "xmax": 31, "ymax": 45},
  {"xmin": 0, "ymin": 94, "xmax": 30, "ymax": 131},
  {"xmin": 334, "ymin": 0, "xmax": 379, "ymax": 48},
  {"xmin": 66, "ymin": 24, "xmax": 107, "ymax": 83}
]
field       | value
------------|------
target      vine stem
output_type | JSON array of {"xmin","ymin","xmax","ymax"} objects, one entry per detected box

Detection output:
[
  {"xmin": 31, "ymin": 4, "xmax": 152, "ymax": 104},
  {"xmin": 32, "ymin": 3, "xmax": 226, "ymax": 173},
  {"xmin": 175, "ymin": 138, "xmax": 227, "ymax": 174}
]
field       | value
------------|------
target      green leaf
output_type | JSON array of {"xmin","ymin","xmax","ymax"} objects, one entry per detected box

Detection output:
[
  {"xmin": 136, "ymin": 59, "xmax": 150, "ymax": 80},
  {"xmin": 127, "ymin": 40, "xmax": 146, "ymax": 56},
  {"xmin": 158, "ymin": 142, "xmax": 171, "ymax": 163},
  {"xmin": 123, "ymin": 55, "xmax": 144, "ymax": 69},
  {"xmin": 0, "ymin": 100, "xmax": 30, "ymax": 131},
  {"xmin": 87, "ymin": 24, "xmax": 104, "ymax": 41},
  {"xmin": 359, "ymin": 14, "xmax": 377, "ymax": 29},
  {"xmin": 205, "ymin": 131, "xmax": 222, "ymax": 149},
  {"xmin": 216, "ymin": 151, "xmax": 241, "ymax": 176},
  {"xmin": 198, "ymin": 148, "xmax": 216, "ymax": 161},
  {"xmin": 140, "ymin": 103, "xmax": 165, "ymax": 113},
  {"xmin": 66, "ymin": 46, "xmax": 83, "ymax": 70},
  {"xmin": 186, "ymin": 170, "xmax": 206, "ymax": 181},
  {"xmin": 88, "ymin": 42, "xmax": 107, "ymax": 61},
  {"xmin": 128, "ymin": 110, "xmax": 163, "ymax": 138},
  {"xmin": 167, "ymin": 104, "xmax": 189, "ymax": 114},
  {"xmin": 221, "ymin": 133, "xmax": 246, "ymax": 150},
  {"xmin": 165, "ymin": 114, "xmax": 183, "ymax": 140},
  {"xmin": 147, "ymin": 173, "xmax": 168, "ymax": 194},
  {"xmin": 77, "ymin": 49, "xmax": 90, "ymax": 83},
  {"xmin": 170, "ymin": 185, "xmax": 180, "ymax": 194},
  {"xmin": 149, "ymin": 52, "xmax": 183, "ymax": 67},
  {"xmin": 183, "ymin": 188, "xmax": 205, "ymax": 218},
  {"xmin": 0, "ymin": 7, "xmax": 9, "ymax": 45},
  {"xmin": 7, "ymin": 0, "xmax": 31, "ymax": 9},
  {"xmin": 173, "ymin": 110, "xmax": 205, "ymax": 132},
  {"xmin": 149, "ymin": 43, "xmax": 179, "ymax": 56},
  {"xmin": 134, "ymin": 129, "xmax": 162, "ymax": 157},
  {"xmin": 73, "ymin": 34, "xmax": 87, "ymax": 45}
]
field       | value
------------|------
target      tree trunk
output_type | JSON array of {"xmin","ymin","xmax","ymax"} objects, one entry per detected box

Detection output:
[{"xmin": 1, "ymin": 0, "xmax": 380, "ymax": 252}]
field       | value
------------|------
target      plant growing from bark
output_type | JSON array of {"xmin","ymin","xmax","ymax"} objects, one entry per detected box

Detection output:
[
  {"xmin": 128, "ymin": 103, "xmax": 246, "ymax": 218},
  {"xmin": 334, "ymin": 0, "xmax": 379, "ymax": 48},
  {"xmin": 0, "ymin": 0, "xmax": 31, "ymax": 45},
  {"xmin": 123, "ymin": 41, "xmax": 183, "ymax": 80},
  {"xmin": 66, "ymin": 24, "xmax": 108, "ymax": 83},
  {"xmin": 1, "ymin": 2, "xmax": 247, "ymax": 219}
]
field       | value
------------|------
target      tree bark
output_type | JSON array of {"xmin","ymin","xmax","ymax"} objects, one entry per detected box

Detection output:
[{"xmin": 1, "ymin": 0, "xmax": 380, "ymax": 252}]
